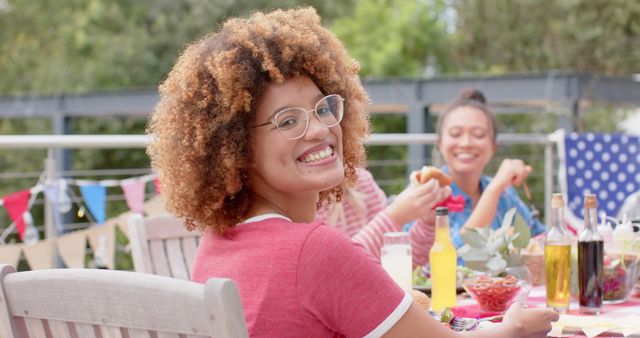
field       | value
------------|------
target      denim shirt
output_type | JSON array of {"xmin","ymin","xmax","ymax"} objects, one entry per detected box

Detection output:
[{"xmin": 442, "ymin": 166, "xmax": 547, "ymax": 251}]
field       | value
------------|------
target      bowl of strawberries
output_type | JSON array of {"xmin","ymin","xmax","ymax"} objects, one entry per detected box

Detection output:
[{"xmin": 462, "ymin": 267, "xmax": 532, "ymax": 313}]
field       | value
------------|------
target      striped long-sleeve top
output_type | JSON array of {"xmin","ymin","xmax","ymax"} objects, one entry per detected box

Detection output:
[{"xmin": 315, "ymin": 169, "xmax": 435, "ymax": 268}]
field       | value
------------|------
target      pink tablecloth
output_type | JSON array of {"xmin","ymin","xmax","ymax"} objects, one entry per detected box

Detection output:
[{"xmin": 453, "ymin": 286, "xmax": 640, "ymax": 337}]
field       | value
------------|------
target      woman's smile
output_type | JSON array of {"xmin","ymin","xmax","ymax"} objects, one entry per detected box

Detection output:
[{"xmin": 297, "ymin": 143, "xmax": 337, "ymax": 165}]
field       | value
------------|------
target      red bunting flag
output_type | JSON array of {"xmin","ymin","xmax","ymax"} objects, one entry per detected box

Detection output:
[
  {"xmin": 2, "ymin": 189, "xmax": 31, "ymax": 240},
  {"xmin": 153, "ymin": 177, "xmax": 161, "ymax": 194}
]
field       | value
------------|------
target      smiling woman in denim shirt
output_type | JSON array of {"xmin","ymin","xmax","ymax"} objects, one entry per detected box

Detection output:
[
  {"xmin": 436, "ymin": 89, "xmax": 546, "ymax": 250},
  {"xmin": 442, "ymin": 167, "xmax": 546, "ymax": 249}
]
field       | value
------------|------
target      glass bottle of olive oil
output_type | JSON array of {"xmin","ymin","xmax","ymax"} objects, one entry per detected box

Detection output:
[{"xmin": 545, "ymin": 193, "xmax": 572, "ymax": 312}]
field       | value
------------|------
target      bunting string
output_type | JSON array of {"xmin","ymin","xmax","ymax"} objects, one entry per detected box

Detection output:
[
  {"xmin": 0, "ymin": 198, "xmax": 168, "ymax": 270},
  {"xmin": 0, "ymin": 173, "xmax": 167, "ymax": 270},
  {"xmin": 0, "ymin": 173, "xmax": 158, "ymax": 242}
]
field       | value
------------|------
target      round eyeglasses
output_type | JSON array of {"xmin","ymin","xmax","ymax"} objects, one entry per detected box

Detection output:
[{"xmin": 253, "ymin": 94, "xmax": 344, "ymax": 140}]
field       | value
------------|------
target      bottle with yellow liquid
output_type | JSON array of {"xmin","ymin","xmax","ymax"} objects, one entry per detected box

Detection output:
[
  {"xmin": 545, "ymin": 193, "xmax": 572, "ymax": 312},
  {"xmin": 429, "ymin": 207, "xmax": 457, "ymax": 313}
]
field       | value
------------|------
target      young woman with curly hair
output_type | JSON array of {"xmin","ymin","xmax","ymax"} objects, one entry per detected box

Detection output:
[{"xmin": 147, "ymin": 7, "xmax": 557, "ymax": 338}]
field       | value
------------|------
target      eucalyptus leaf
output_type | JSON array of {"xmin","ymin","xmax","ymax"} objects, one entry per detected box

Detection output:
[
  {"xmin": 486, "ymin": 236, "xmax": 506, "ymax": 253},
  {"xmin": 512, "ymin": 212, "xmax": 532, "ymax": 249},
  {"xmin": 460, "ymin": 247, "xmax": 490, "ymax": 261},
  {"xmin": 465, "ymin": 260, "xmax": 488, "ymax": 272},
  {"xmin": 501, "ymin": 208, "xmax": 517, "ymax": 232},
  {"xmin": 480, "ymin": 227, "xmax": 491, "ymax": 238},
  {"xmin": 458, "ymin": 207, "xmax": 528, "ymax": 276},
  {"xmin": 509, "ymin": 233, "xmax": 521, "ymax": 242},
  {"xmin": 486, "ymin": 254, "xmax": 507, "ymax": 276},
  {"xmin": 460, "ymin": 229, "xmax": 487, "ymax": 248},
  {"xmin": 494, "ymin": 226, "xmax": 509, "ymax": 238},
  {"xmin": 458, "ymin": 244, "xmax": 471, "ymax": 256}
]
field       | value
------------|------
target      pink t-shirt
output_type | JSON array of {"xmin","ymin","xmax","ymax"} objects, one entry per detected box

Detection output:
[{"xmin": 191, "ymin": 215, "xmax": 411, "ymax": 338}]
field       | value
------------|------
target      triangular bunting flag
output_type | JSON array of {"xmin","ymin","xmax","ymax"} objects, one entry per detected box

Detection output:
[
  {"xmin": 113, "ymin": 212, "xmax": 132, "ymax": 238},
  {"xmin": 2, "ymin": 189, "xmax": 31, "ymax": 240},
  {"xmin": 56, "ymin": 230, "xmax": 87, "ymax": 268},
  {"xmin": 87, "ymin": 222, "xmax": 116, "ymax": 269},
  {"xmin": 22, "ymin": 240, "xmax": 55, "ymax": 270},
  {"xmin": 0, "ymin": 244, "xmax": 23, "ymax": 267},
  {"xmin": 143, "ymin": 195, "xmax": 169, "ymax": 216},
  {"xmin": 121, "ymin": 179, "xmax": 145, "ymax": 213},
  {"xmin": 79, "ymin": 184, "xmax": 106, "ymax": 224}
]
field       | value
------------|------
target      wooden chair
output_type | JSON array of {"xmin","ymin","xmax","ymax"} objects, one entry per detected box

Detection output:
[
  {"xmin": 127, "ymin": 213, "xmax": 200, "ymax": 280},
  {"xmin": 0, "ymin": 264, "xmax": 249, "ymax": 338}
]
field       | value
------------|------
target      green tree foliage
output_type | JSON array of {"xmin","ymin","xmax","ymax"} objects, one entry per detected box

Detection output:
[
  {"xmin": 366, "ymin": 114, "xmax": 408, "ymax": 194},
  {"xmin": 0, "ymin": 0, "xmax": 355, "ymax": 95},
  {"xmin": 332, "ymin": 0, "xmax": 452, "ymax": 77},
  {"xmin": 453, "ymin": 0, "xmax": 640, "ymax": 75}
]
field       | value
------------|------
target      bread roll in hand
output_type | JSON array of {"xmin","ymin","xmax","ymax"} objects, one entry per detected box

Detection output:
[{"xmin": 412, "ymin": 166, "xmax": 452, "ymax": 187}]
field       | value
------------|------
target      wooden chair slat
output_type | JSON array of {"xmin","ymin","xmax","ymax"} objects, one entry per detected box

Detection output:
[
  {"xmin": 165, "ymin": 238, "xmax": 189, "ymax": 280},
  {"xmin": 23, "ymin": 318, "xmax": 47, "ymax": 338},
  {"xmin": 98, "ymin": 325, "xmax": 125, "ymax": 338},
  {"xmin": 149, "ymin": 240, "xmax": 172, "ymax": 277},
  {"xmin": 125, "ymin": 328, "xmax": 152, "ymax": 338},
  {"xmin": 0, "ymin": 265, "xmax": 249, "ymax": 338},
  {"xmin": 143, "ymin": 216, "xmax": 198, "ymax": 240},
  {"xmin": 127, "ymin": 214, "xmax": 154, "ymax": 274},
  {"xmin": 128, "ymin": 214, "xmax": 201, "ymax": 280},
  {"xmin": 181, "ymin": 237, "xmax": 198, "ymax": 277},
  {"xmin": 48, "ymin": 320, "xmax": 72, "ymax": 338},
  {"xmin": 73, "ymin": 322, "xmax": 99, "ymax": 338},
  {"xmin": 156, "ymin": 331, "xmax": 182, "ymax": 338}
]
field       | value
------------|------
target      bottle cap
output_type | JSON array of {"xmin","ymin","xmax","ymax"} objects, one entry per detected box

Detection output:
[
  {"xmin": 435, "ymin": 207, "xmax": 448, "ymax": 216},
  {"xmin": 552, "ymin": 193, "xmax": 565, "ymax": 208},
  {"xmin": 584, "ymin": 194, "xmax": 597, "ymax": 209},
  {"xmin": 598, "ymin": 211, "xmax": 613, "ymax": 241}
]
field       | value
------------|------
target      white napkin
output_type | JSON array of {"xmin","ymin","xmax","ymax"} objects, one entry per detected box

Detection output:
[{"xmin": 551, "ymin": 314, "xmax": 640, "ymax": 337}]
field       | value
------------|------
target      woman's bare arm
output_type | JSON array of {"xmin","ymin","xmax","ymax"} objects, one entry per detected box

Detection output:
[{"xmin": 383, "ymin": 301, "xmax": 557, "ymax": 338}]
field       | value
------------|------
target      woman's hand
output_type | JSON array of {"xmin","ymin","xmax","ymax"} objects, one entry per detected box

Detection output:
[
  {"xmin": 385, "ymin": 179, "xmax": 451, "ymax": 226},
  {"xmin": 490, "ymin": 159, "xmax": 532, "ymax": 193},
  {"xmin": 501, "ymin": 303, "xmax": 559, "ymax": 338}
]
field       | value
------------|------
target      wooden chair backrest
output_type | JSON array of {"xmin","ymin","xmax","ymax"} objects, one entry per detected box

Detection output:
[
  {"xmin": 127, "ymin": 213, "xmax": 200, "ymax": 280},
  {"xmin": 0, "ymin": 264, "xmax": 249, "ymax": 338}
]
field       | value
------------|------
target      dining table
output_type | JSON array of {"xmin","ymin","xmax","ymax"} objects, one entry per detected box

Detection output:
[{"xmin": 452, "ymin": 286, "xmax": 640, "ymax": 337}]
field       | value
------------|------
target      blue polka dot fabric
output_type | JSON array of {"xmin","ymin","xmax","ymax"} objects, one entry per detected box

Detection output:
[{"xmin": 564, "ymin": 133, "xmax": 640, "ymax": 219}]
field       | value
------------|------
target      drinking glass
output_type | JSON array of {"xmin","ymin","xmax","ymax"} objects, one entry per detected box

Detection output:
[
  {"xmin": 506, "ymin": 266, "xmax": 533, "ymax": 303},
  {"xmin": 381, "ymin": 232, "xmax": 412, "ymax": 292}
]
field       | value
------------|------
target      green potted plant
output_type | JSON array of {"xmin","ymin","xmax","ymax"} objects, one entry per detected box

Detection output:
[{"xmin": 457, "ymin": 208, "xmax": 533, "ymax": 312}]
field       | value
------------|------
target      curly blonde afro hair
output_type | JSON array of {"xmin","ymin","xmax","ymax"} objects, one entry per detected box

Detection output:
[{"xmin": 147, "ymin": 7, "xmax": 370, "ymax": 234}]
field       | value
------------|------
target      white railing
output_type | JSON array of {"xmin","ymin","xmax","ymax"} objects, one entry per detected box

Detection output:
[{"xmin": 0, "ymin": 133, "xmax": 556, "ymax": 238}]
